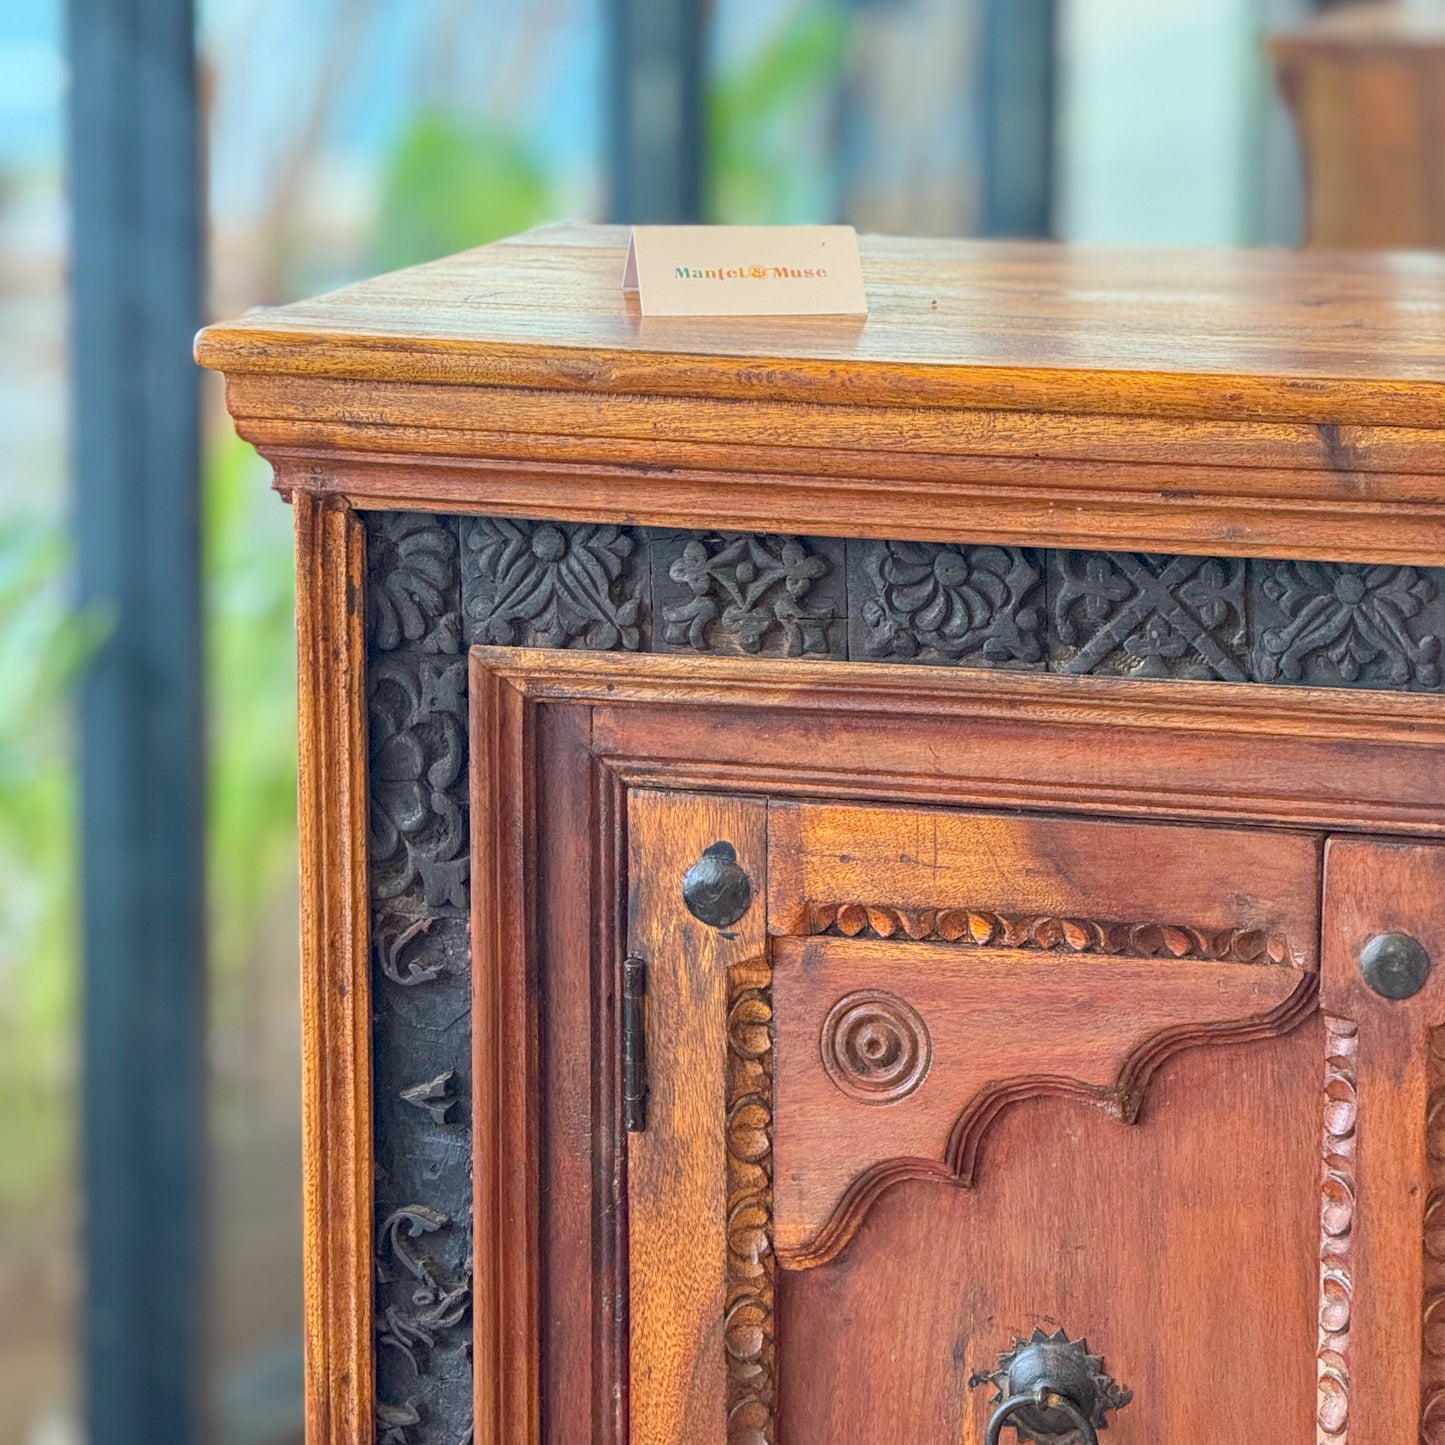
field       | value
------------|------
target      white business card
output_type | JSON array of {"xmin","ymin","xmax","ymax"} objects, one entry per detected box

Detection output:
[{"xmin": 622, "ymin": 225, "xmax": 868, "ymax": 317}]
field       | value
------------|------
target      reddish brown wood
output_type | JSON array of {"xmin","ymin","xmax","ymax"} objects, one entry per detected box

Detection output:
[
  {"xmin": 468, "ymin": 646, "xmax": 1445, "ymax": 1445},
  {"xmin": 470, "ymin": 656, "xmax": 540, "ymax": 1445},
  {"xmin": 207, "ymin": 227, "xmax": 1445, "ymax": 1445},
  {"xmin": 293, "ymin": 493, "xmax": 374, "ymax": 1445},
  {"xmin": 1319, "ymin": 837, "xmax": 1445, "ymax": 1444},
  {"xmin": 771, "ymin": 934, "xmax": 1316, "ymax": 1266},
  {"xmin": 767, "ymin": 801, "xmax": 1323, "ymax": 951},
  {"xmin": 624, "ymin": 789, "xmax": 768, "ymax": 1445}
]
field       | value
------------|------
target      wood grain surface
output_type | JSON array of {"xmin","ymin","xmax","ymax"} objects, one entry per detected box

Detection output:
[
  {"xmin": 197, "ymin": 224, "xmax": 1445, "ymax": 423},
  {"xmin": 771, "ymin": 935, "xmax": 1316, "ymax": 1266},
  {"xmin": 1319, "ymin": 836, "xmax": 1445, "ymax": 1444},
  {"xmin": 625, "ymin": 789, "xmax": 767, "ymax": 1445},
  {"xmin": 293, "ymin": 494, "xmax": 374, "ymax": 1445},
  {"xmin": 767, "ymin": 801, "xmax": 1322, "ymax": 952}
]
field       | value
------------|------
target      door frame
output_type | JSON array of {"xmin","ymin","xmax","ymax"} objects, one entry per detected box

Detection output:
[{"xmin": 467, "ymin": 646, "xmax": 1445, "ymax": 1445}]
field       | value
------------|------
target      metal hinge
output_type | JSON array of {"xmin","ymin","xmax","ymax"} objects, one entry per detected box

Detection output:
[{"xmin": 623, "ymin": 955, "xmax": 648, "ymax": 1133}]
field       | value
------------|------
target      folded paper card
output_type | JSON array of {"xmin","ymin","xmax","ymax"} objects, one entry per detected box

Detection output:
[{"xmin": 622, "ymin": 225, "xmax": 868, "ymax": 317}]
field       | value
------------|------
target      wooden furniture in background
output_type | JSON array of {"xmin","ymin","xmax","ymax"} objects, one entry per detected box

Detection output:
[
  {"xmin": 198, "ymin": 224, "xmax": 1445, "ymax": 1444},
  {"xmin": 1270, "ymin": 1, "xmax": 1445, "ymax": 248}
]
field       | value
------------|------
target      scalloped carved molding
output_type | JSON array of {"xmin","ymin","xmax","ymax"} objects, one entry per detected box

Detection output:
[
  {"xmin": 726, "ymin": 956, "xmax": 775, "ymax": 1445},
  {"xmin": 795, "ymin": 900, "xmax": 1301, "ymax": 967},
  {"xmin": 1319, "ymin": 1015, "xmax": 1357, "ymax": 1445}
]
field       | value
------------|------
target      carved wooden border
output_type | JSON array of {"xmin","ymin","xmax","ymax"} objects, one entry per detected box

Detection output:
[
  {"xmin": 1318, "ymin": 1014, "xmax": 1358, "ymax": 1445},
  {"xmin": 1424, "ymin": 1025, "xmax": 1445, "ymax": 1443},
  {"xmin": 725, "ymin": 955, "xmax": 775, "ymax": 1444}
]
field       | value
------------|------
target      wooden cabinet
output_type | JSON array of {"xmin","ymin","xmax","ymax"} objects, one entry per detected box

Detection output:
[{"xmin": 198, "ymin": 226, "xmax": 1445, "ymax": 1444}]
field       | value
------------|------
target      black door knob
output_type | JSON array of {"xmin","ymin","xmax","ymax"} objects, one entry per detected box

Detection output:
[
  {"xmin": 1359, "ymin": 931, "xmax": 1431, "ymax": 1000},
  {"xmin": 681, "ymin": 841, "xmax": 752, "ymax": 929}
]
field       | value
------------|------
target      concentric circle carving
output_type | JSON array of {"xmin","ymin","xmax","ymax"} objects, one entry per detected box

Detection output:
[{"xmin": 820, "ymin": 989, "xmax": 932, "ymax": 1103}]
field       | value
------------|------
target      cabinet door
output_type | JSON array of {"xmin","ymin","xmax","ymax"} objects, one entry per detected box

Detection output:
[{"xmin": 626, "ymin": 792, "xmax": 1445, "ymax": 1444}]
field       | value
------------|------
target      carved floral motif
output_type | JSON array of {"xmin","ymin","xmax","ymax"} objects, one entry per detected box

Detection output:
[
  {"xmin": 660, "ymin": 532, "xmax": 841, "ymax": 657},
  {"xmin": 1051, "ymin": 552, "xmax": 1248, "ymax": 679},
  {"xmin": 368, "ymin": 514, "xmax": 462, "ymax": 654},
  {"xmin": 377, "ymin": 1206, "xmax": 472, "ymax": 1375},
  {"xmin": 369, "ymin": 656, "xmax": 468, "ymax": 909},
  {"xmin": 1319, "ymin": 1015, "xmax": 1357, "ymax": 1445},
  {"xmin": 460, "ymin": 517, "xmax": 645, "ymax": 650},
  {"xmin": 856, "ymin": 541, "xmax": 1044, "ymax": 665},
  {"xmin": 1254, "ymin": 561, "xmax": 1442, "ymax": 689},
  {"xmin": 799, "ymin": 901, "xmax": 1299, "ymax": 966},
  {"xmin": 726, "ymin": 957, "xmax": 775, "ymax": 1445}
]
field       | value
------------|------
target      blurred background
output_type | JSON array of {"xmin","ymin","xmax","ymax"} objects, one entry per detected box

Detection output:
[{"xmin": 1, "ymin": 0, "xmax": 1440, "ymax": 1441}]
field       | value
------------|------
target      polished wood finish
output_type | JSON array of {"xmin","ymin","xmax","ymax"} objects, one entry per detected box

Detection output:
[
  {"xmin": 199, "ymin": 230, "xmax": 1445, "ymax": 1445},
  {"xmin": 470, "ymin": 645, "xmax": 1445, "ymax": 1445},
  {"xmin": 1271, "ymin": 2, "xmax": 1445, "ymax": 250},
  {"xmin": 767, "ymin": 802, "xmax": 1324, "ymax": 1264},
  {"xmin": 1318, "ymin": 837, "xmax": 1445, "ymax": 1444},
  {"xmin": 293, "ymin": 493, "xmax": 373, "ymax": 1444},
  {"xmin": 196, "ymin": 225, "xmax": 1445, "ymax": 564},
  {"xmin": 625, "ymin": 790, "xmax": 767, "ymax": 1445}
]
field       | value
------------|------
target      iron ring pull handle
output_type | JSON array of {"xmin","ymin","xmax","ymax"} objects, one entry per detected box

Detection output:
[{"xmin": 985, "ymin": 1390, "xmax": 1099, "ymax": 1445}]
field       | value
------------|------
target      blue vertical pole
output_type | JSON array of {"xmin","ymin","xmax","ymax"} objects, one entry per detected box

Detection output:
[
  {"xmin": 979, "ymin": 0, "xmax": 1057, "ymax": 238},
  {"xmin": 608, "ymin": 0, "xmax": 706, "ymax": 222},
  {"xmin": 68, "ymin": 0, "xmax": 205, "ymax": 1441}
]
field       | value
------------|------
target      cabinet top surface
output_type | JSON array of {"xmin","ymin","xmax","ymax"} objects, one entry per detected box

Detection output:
[{"xmin": 196, "ymin": 222, "xmax": 1445, "ymax": 423}]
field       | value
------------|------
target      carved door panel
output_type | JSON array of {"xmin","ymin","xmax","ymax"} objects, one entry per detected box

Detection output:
[{"xmin": 626, "ymin": 792, "xmax": 1445, "ymax": 1444}]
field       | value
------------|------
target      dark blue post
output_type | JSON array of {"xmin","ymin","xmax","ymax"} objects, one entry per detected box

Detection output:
[
  {"xmin": 68, "ymin": 0, "xmax": 205, "ymax": 1441},
  {"xmin": 979, "ymin": 0, "xmax": 1057, "ymax": 238},
  {"xmin": 608, "ymin": 0, "xmax": 706, "ymax": 222}
]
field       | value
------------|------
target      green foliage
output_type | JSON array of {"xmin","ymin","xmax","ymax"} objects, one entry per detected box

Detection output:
[
  {"xmin": 371, "ymin": 113, "xmax": 554, "ymax": 272},
  {"xmin": 0, "ymin": 517, "xmax": 102, "ymax": 1212},
  {"xmin": 708, "ymin": 2, "xmax": 850, "ymax": 224},
  {"xmin": 203, "ymin": 430, "xmax": 299, "ymax": 1019}
]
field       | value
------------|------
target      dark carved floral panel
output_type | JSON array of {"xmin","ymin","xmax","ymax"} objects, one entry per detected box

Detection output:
[
  {"xmin": 1049, "ymin": 552, "xmax": 1248, "ymax": 681},
  {"xmin": 366, "ymin": 515, "xmax": 475, "ymax": 1445},
  {"xmin": 652, "ymin": 530, "xmax": 847, "ymax": 658},
  {"xmin": 1251, "ymin": 560, "xmax": 1444, "ymax": 690},
  {"xmin": 362, "ymin": 511, "xmax": 1445, "ymax": 1443},
  {"xmin": 851, "ymin": 541, "xmax": 1045, "ymax": 668}
]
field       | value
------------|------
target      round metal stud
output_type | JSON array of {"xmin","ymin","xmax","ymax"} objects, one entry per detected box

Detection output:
[
  {"xmin": 681, "ymin": 842, "xmax": 753, "ymax": 929},
  {"xmin": 1359, "ymin": 931, "xmax": 1431, "ymax": 1000}
]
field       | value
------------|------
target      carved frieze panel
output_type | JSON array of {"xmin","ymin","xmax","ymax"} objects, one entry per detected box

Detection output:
[
  {"xmin": 460, "ymin": 517, "xmax": 649, "ymax": 651},
  {"xmin": 1050, "ymin": 552, "xmax": 1248, "ymax": 680},
  {"xmin": 369, "ymin": 654, "xmax": 469, "ymax": 912},
  {"xmin": 1252, "ymin": 560, "xmax": 1445, "ymax": 691},
  {"xmin": 368, "ymin": 513, "xmax": 463, "ymax": 656},
  {"xmin": 850, "ymin": 541, "xmax": 1045, "ymax": 668},
  {"xmin": 653, "ymin": 530, "xmax": 846, "ymax": 659}
]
